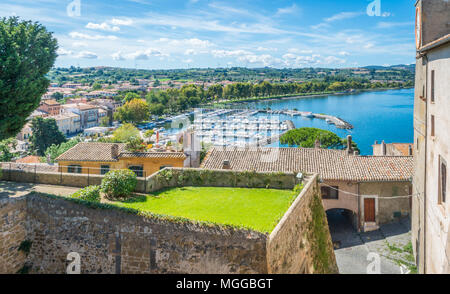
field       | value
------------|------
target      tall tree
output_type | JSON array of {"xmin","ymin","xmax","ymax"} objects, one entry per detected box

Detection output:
[
  {"xmin": 114, "ymin": 99, "xmax": 150, "ymax": 124},
  {"xmin": 0, "ymin": 17, "xmax": 58, "ymax": 140},
  {"xmin": 30, "ymin": 117, "xmax": 66, "ymax": 156}
]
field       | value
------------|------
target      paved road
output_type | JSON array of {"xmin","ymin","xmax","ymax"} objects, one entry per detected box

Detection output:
[
  {"xmin": 327, "ymin": 210, "xmax": 413, "ymax": 274},
  {"xmin": 0, "ymin": 181, "xmax": 79, "ymax": 199}
]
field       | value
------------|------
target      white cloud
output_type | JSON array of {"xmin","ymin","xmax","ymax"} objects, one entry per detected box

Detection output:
[
  {"xmin": 339, "ymin": 51, "xmax": 350, "ymax": 56},
  {"xmin": 126, "ymin": 49, "xmax": 168, "ymax": 60},
  {"xmin": 86, "ymin": 22, "xmax": 120, "ymax": 32},
  {"xmin": 364, "ymin": 43, "xmax": 375, "ymax": 49},
  {"xmin": 69, "ymin": 32, "xmax": 118, "ymax": 40},
  {"xmin": 325, "ymin": 12, "xmax": 363, "ymax": 22},
  {"xmin": 111, "ymin": 51, "xmax": 125, "ymax": 61},
  {"xmin": 182, "ymin": 58, "xmax": 193, "ymax": 63},
  {"xmin": 276, "ymin": 4, "xmax": 300, "ymax": 16},
  {"xmin": 76, "ymin": 51, "xmax": 98, "ymax": 59},
  {"xmin": 212, "ymin": 49, "xmax": 252, "ymax": 58},
  {"xmin": 72, "ymin": 41, "xmax": 88, "ymax": 48},
  {"xmin": 377, "ymin": 21, "xmax": 413, "ymax": 29},
  {"xmin": 157, "ymin": 38, "xmax": 214, "ymax": 48},
  {"xmin": 57, "ymin": 48, "xmax": 73, "ymax": 56},
  {"xmin": 288, "ymin": 48, "xmax": 313, "ymax": 54},
  {"xmin": 111, "ymin": 18, "xmax": 134, "ymax": 26}
]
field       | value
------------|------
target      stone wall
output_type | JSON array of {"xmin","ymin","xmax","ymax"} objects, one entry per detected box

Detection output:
[
  {"xmin": 0, "ymin": 197, "xmax": 27, "ymax": 274},
  {"xmin": 146, "ymin": 168, "xmax": 298, "ymax": 193},
  {"xmin": 266, "ymin": 175, "xmax": 338, "ymax": 274},
  {"xmin": 25, "ymin": 194, "xmax": 267, "ymax": 274},
  {"xmin": 0, "ymin": 172, "xmax": 337, "ymax": 274},
  {"xmin": 1, "ymin": 165, "xmax": 296, "ymax": 195}
]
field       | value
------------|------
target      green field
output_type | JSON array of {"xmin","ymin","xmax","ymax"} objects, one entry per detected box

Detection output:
[{"xmin": 113, "ymin": 187, "xmax": 298, "ymax": 233}]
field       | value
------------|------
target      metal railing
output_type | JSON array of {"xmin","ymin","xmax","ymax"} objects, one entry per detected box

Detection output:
[{"xmin": 0, "ymin": 162, "xmax": 148, "ymax": 193}]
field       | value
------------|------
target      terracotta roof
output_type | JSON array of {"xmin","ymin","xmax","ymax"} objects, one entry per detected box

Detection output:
[
  {"xmin": 56, "ymin": 143, "xmax": 186, "ymax": 162},
  {"xmin": 201, "ymin": 147, "xmax": 413, "ymax": 182},
  {"xmin": 15, "ymin": 156, "xmax": 42, "ymax": 164}
]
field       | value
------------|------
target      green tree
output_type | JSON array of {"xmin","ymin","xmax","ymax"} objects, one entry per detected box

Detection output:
[
  {"xmin": 111, "ymin": 123, "xmax": 140, "ymax": 143},
  {"xmin": 92, "ymin": 82, "xmax": 102, "ymax": 90},
  {"xmin": 0, "ymin": 138, "xmax": 17, "ymax": 162},
  {"xmin": 122, "ymin": 92, "xmax": 140, "ymax": 103},
  {"xmin": 280, "ymin": 128, "xmax": 360, "ymax": 153},
  {"xmin": 30, "ymin": 117, "xmax": 66, "ymax": 156},
  {"xmin": 100, "ymin": 116, "xmax": 110, "ymax": 127},
  {"xmin": 114, "ymin": 99, "xmax": 150, "ymax": 124},
  {"xmin": 0, "ymin": 17, "xmax": 58, "ymax": 140},
  {"xmin": 43, "ymin": 137, "xmax": 81, "ymax": 163}
]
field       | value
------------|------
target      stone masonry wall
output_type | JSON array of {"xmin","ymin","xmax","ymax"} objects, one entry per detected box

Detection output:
[
  {"xmin": 266, "ymin": 174, "xmax": 338, "ymax": 274},
  {"xmin": 147, "ymin": 168, "xmax": 297, "ymax": 193},
  {"xmin": 0, "ymin": 172, "xmax": 336, "ymax": 274},
  {"xmin": 25, "ymin": 194, "xmax": 267, "ymax": 274},
  {"xmin": 0, "ymin": 197, "xmax": 28, "ymax": 274}
]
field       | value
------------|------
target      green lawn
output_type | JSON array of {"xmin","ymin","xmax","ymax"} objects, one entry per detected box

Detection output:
[{"xmin": 113, "ymin": 187, "xmax": 297, "ymax": 233}]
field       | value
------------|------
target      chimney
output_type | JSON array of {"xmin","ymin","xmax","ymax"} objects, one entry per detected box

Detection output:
[
  {"xmin": 222, "ymin": 160, "xmax": 231, "ymax": 170},
  {"xmin": 409, "ymin": 144, "xmax": 413, "ymax": 156},
  {"xmin": 374, "ymin": 140, "xmax": 378, "ymax": 145},
  {"xmin": 314, "ymin": 139, "xmax": 321, "ymax": 149},
  {"xmin": 347, "ymin": 135, "xmax": 353, "ymax": 154},
  {"xmin": 381, "ymin": 140, "xmax": 386, "ymax": 156},
  {"xmin": 111, "ymin": 144, "xmax": 120, "ymax": 159}
]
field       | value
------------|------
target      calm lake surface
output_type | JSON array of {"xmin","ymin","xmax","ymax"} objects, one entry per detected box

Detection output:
[{"xmin": 240, "ymin": 88, "xmax": 414, "ymax": 155}]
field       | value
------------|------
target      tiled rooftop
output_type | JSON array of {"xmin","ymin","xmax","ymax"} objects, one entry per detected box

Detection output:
[
  {"xmin": 56, "ymin": 143, "xmax": 186, "ymax": 162},
  {"xmin": 201, "ymin": 147, "xmax": 413, "ymax": 182}
]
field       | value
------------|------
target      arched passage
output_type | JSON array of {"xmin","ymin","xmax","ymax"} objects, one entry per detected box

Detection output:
[{"xmin": 326, "ymin": 208, "xmax": 361, "ymax": 249}]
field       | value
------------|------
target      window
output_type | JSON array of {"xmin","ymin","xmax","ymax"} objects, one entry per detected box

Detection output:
[
  {"xmin": 439, "ymin": 156, "xmax": 447, "ymax": 205},
  {"xmin": 68, "ymin": 165, "xmax": 82, "ymax": 174},
  {"xmin": 321, "ymin": 186, "xmax": 339, "ymax": 200},
  {"xmin": 129, "ymin": 165, "xmax": 144, "ymax": 177},
  {"xmin": 100, "ymin": 165, "xmax": 110, "ymax": 175},
  {"xmin": 431, "ymin": 115, "xmax": 435, "ymax": 137},
  {"xmin": 431, "ymin": 70, "xmax": 435, "ymax": 103}
]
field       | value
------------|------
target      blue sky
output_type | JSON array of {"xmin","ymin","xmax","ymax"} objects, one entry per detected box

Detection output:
[{"xmin": 1, "ymin": 0, "xmax": 417, "ymax": 69}]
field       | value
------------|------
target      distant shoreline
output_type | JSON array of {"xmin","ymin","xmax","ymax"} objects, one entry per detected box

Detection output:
[{"xmin": 204, "ymin": 87, "xmax": 414, "ymax": 107}]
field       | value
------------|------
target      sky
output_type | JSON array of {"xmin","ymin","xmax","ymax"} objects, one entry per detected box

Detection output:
[{"xmin": 1, "ymin": 0, "xmax": 417, "ymax": 69}]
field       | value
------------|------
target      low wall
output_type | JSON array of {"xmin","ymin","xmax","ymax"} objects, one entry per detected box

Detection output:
[
  {"xmin": 0, "ymin": 197, "xmax": 28, "ymax": 274},
  {"xmin": 25, "ymin": 194, "xmax": 267, "ymax": 274},
  {"xmin": 0, "ymin": 172, "xmax": 337, "ymax": 274},
  {"xmin": 147, "ymin": 168, "xmax": 297, "ymax": 193},
  {"xmin": 267, "ymin": 175, "xmax": 338, "ymax": 274},
  {"xmin": 1, "ymin": 164, "xmax": 295, "ymax": 195},
  {"xmin": 0, "ymin": 169, "xmax": 147, "ymax": 193}
]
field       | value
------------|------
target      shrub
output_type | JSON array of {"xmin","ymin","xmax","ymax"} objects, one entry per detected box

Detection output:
[
  {"xmin": 71, "ymin": 185, "xmax": 101, "ymax": 202},
  {"xmin": 101, "ymin": 169, "xmax": 137, "ymax": 199}
]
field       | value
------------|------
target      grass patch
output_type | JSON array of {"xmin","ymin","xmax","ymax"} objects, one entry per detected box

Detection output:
[{"xmin": 112, "ymin": 187, "xmax": 298, "ymax": 233}]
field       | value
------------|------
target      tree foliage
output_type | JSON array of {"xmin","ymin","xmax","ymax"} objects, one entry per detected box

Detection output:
[
  {"xmin": 280, "ymin": 128, "xmax": 360, "ymax": 153},
  {"xmin": 111, "ymin": 123, "xmax": 140, "ymax": 143},
  {"xmin": 0, "ymin": 17, "xmax": 58, "ymax": 140},
  {"xmin": 0, "ymin": 138, "xmax": 18, "ymax": 162},
  {"xmin": 43, "ymin": 137, "xmax": 81, "ymax": 163},
  {"xmin": 114, "ymin": 99, "xmax": 149, "ymax": 124},
  {"xmin": 30, "ymin": 117, "xmax": 66, "ymax": 156}
]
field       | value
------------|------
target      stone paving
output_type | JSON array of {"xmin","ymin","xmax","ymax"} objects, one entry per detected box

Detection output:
[
  {"xmin": 327, "ymin": 210, "xmax": 414, "ymax": 274},
  {"xmin": 0, "ymin": 181, "xmax": 79, "ymax": 199}
]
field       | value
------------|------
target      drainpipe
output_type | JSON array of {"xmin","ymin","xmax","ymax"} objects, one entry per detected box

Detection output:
[
  {"xmin": 423, "ymin": 53, "xmax": 428, "ymax": 274},
  {"xmin": 357, "ymin": 182, "xmax": 361, "ymax": 232},
  {"xmin": 417, "ymin": 50, "xmax": 429, "ymax": 273}
]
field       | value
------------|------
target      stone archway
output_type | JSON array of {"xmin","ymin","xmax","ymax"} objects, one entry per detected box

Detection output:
[{"xmin": 326, "ymin": 208, "xmax": 360, "ymax": 249}]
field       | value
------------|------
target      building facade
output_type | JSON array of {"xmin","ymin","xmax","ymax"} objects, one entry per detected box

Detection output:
[
  {"xmin": 412, "ymin": 0, "xmax": 450, "ymax": 274},
  {"xmin": 52, "ymin": 113, "xmax": 81, "ymax": 135},
  {"xmin": 56, "ymin": 143, "xmax": 187, "ymax": 177}
]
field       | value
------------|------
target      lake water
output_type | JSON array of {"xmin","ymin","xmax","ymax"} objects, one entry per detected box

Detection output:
[{"xmin": 236, "ymin": 88, "xmax": 414, "ymax": 155}]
